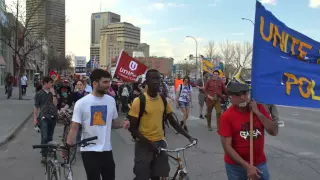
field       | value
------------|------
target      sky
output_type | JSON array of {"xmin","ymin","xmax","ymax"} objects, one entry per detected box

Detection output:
[{"xmin": 6, "ymin": 0, "xmax": 320, "ymax": 63}]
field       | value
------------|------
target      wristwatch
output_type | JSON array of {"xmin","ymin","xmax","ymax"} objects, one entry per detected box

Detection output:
[{"xmin": 52, "ymin": 94, "xmax": 57, "ymax": 97}]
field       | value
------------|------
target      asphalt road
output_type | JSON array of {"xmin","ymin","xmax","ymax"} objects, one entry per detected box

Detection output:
[{"xmin": 1, "ymin": 90, "xmax": 320, "ymax": 179}]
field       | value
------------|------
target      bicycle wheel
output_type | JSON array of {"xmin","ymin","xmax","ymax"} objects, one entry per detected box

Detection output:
[
  {"xmin": 46, "ymin": 161, "xmax": 59, "ymax": 180},
  {"xmin": 179, "ymin": 173, "xmax": 190, "ymax": 180}
]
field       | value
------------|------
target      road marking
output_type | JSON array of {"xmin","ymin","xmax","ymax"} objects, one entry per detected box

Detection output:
[
  {"xmin": 277, "ymin": 105, "xmax": 320, "ymax": 112},
  {"xmin": 292, "ymin": 113, "xmax": 300, "ymax": 116},
  {"xmin": 297, "ymin": 152, "xmax": 315, "ymax": 156}
]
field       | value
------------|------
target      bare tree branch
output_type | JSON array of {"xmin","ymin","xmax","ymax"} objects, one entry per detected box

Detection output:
[{"xmin": 204, "ymin": 40, "xmax": 216, "ymax": 59}]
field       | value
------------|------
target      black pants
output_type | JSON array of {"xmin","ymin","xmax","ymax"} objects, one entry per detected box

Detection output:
[
  {"xmin": 39, "ymin": 116, "xmax": 56, "ymax": 157},
  {"xmin": 21, "ymin": 85, "xmax": 27, "ymax": 95},
  {"xmin": 120, "ymin": 96, "xmax": 129, "ymax": 113},
  {"xmin": 81, "ymin": 151, "xmax": 115, "ymax": 180},
  {"xmin": 134, "ymin": 140, "xmax": 170, "ymax": 180}
]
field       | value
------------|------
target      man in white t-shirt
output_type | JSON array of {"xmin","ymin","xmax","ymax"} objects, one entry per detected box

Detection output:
[
  {"xmin": 66, "ymin": 69, "xmax": 129, "ymax": 180},
  {"xmin": 20, "ymin": 74, "xmax": 28, "ymax": 95}
]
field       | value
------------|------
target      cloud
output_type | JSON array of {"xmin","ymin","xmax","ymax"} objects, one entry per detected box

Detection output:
[
  {"xmin": 309, "ymin": 0, "xmax": 320, "ymax": 8},
  {"xmin": 122, "ymin": 16, "xmax": 152, "ymax": 26},
  {"xmin": 260, "ymin": 0, "xmax": 276, "ymax": 5},
  {"xmin": 149, "ymin": 3, "xmax": 165, "ymax": 10},
  {"xmin": 149, "ymin": 37, "xmax": 206, "ymax": 63},
  {"xmin": 148, "ymin": 2, "xmax": 186, "ymax": 10}
]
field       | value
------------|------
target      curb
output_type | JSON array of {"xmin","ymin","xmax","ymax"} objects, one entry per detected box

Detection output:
[{"xmin": 0, "ymin": 112, "xmax": 33, "ymax": 147}]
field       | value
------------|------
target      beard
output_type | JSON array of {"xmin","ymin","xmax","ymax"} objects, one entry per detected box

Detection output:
[{"xmin": 238, "ymin": 101, "xmax": 248, "ymax": 108}]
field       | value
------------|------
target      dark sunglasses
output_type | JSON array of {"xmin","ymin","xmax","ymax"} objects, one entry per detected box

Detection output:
[{"xmin": 230, "ymin": 91, "xmax": 248, "ymax": 96}]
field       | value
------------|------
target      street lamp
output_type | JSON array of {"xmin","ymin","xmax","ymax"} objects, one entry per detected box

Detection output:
[
  {"xmin": 186, "ymin": 36, "xmax": 198, "ymax": 79},
  {"xmin": 241, "ymin": 17, "xmax": 255, "ymax": 25}
]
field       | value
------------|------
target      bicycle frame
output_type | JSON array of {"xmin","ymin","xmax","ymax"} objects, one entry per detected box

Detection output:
[
  {"xmin": 45, "ymin": 148, "xmax": 61, "ymax": 180},
  {"xmin": 168, "ymin": 151, "xmax": 188, "ymax": 179}
]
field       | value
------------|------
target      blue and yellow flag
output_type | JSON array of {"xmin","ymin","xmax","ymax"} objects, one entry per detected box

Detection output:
[
  {"xmin": 251, "ymin": 1, "xmax": 320, "ymax": 108},
  {"xmin": 202, "ymin": 58, "xmax": 213, "ymax": 74}
]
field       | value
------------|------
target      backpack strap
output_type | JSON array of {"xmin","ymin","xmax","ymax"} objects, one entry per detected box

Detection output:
[
  {"xmin": 160, "ymin": 94, "xmax": 168, "ymax": 136},
  {"xmin": 179, "ymin": 84, "xmax": 182, "ymax": 97},
  {"xmin": 132, "ymin": 94, "xmax": 146, "ymax": 141},
  {"xmin": 138, "ymin": 94, "xmax": 146, "ymax": 123}
]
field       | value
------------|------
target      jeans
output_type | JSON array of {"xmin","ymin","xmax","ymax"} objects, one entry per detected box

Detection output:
[
  {"xmin": 39, "ymin": 116, "xmax": 56, "ymax": 158},
  {"xmin": 225, "ymin": 163, "xmax": 270, "ymax": 180},
  {"xmin": 120, "ymin": 96, "xmax": 129, "ymax": 113}
]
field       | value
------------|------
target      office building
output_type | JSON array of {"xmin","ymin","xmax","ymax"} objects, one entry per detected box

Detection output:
[
  {"xmin": 26, "ymin": 0, "xmax": 66, "ymax": 58},
  {"xmin": 99, "ymin": 22, "xmax": 140, "ymax": 68},
  {"xmin": 133, "ymin": 43, "xmax": 150, "ymax": 57},
  {"xmin": 135, "ymin": 57, "xmax": 174, "ymax": 77},
  {"xmin": 90, "ymin": 12, "xmax": 120, "ymax": 64}
]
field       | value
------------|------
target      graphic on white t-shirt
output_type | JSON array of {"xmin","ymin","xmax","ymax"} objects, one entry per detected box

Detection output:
[
  {"xmin": 178, "ymin": 85, "xmax": 192, "ymax": 102},
  {"xmin": 90, "ymin": 105, "xmax": 107, "ymax": 126}
]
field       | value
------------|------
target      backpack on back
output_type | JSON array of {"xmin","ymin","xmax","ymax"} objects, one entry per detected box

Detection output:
[
  {"xmin": 178, "ymin": 84, "xmax": 191, "ymax": 97},
  {"xmin": 132, "ymin": 94, "xmax": 168, "ymax": 141}
]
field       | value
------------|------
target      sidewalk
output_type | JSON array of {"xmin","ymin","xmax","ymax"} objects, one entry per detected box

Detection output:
[{"xmin": 0, "ymin": 86, "xmax": 35, "ymax": 146}]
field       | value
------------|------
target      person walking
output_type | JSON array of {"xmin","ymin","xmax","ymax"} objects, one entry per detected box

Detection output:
[
  {"xmin": 176, "ymin": 76, "xmax": 193, "ymax": 132},
  {"xmin": 205, "ymin": 70, "xmax": 228, "ymax": 131},
  {"xmin": 33, "ymin": 76, "xmax": 58, "ymax": 164},
  {"xmin": 127, "ymin": 69, "xmax": 197, "ymax": 180},
  {"xmin": 65, "ymin": 69, "xmax": 129, "ymax": 180},
  {"xmin": 196, "ymin": 72, "xmax": 209, "ymax": 119},
  {"xmin": 219, "ymin": 82, "xmax": 278, "ymax": 180}
]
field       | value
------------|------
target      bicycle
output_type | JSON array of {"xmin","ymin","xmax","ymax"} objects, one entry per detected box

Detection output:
[
  {"xmin": 58, "ymin": 109, "xmax": 77, "ymax": 165},
  {"xmin": 159, "ymin": 140, "xmax": 197, "ymax": 179},
  {"xmin": 32, "ymin": 136, "xmax": 97, "ymax": 180}
]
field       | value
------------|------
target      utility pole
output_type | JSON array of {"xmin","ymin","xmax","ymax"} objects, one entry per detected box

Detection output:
[{"xmin": 13, "ymin": 0, "xmax": 19, "ymax": 78}]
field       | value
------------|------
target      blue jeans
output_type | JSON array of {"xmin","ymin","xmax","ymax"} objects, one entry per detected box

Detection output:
[
  {"xmin": 39, "ymin": 116, "xmax": 56, "ymax": 158},
  {"xmin": 225, "ymin": 163, "xmax": 270, "ymax": 180},
  {"xmin": 179, "ymin": 101, "xmax": 189, "ymax": 108}
]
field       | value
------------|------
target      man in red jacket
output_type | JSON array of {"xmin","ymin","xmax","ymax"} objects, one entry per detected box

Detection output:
[
  {"xmin": 219, "ymin": 83, "xmax": 278, "ymax": 180},
  {"xmin": 205, "ymin": 70, "xmax": 227, "ymax": 131}
]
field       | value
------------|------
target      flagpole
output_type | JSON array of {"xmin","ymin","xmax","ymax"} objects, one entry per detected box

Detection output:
[{"xmin": 113, "ymin": 50, "xmax": 123, "ymax": 78}]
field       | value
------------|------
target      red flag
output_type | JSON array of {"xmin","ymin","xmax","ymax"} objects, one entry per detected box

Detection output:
[
  {"xmin": 49, "ymin": 70, "xmax": 60, "ymax": 82},
  {"xmin": 114, "ymin": 50, "xmax": 148, "ymax": 82}
]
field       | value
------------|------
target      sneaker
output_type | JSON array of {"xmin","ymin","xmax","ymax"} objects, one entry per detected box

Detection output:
[
  {"xmin": 41, "ymin": 157, "xmax": 47, "ymax": 164},
  {"xmin": 278, "ymin": 121, "xmax": 285, "ymax": 127},
  {"xmin": 199, "ymin": 115, "xmax": 204, "ymax": 119}
]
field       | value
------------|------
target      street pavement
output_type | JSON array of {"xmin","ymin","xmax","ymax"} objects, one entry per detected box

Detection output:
[
  {"xmin": 0, "ymin": 90, "xmax": 320, "ymax": 179},
  {"xmin": 0, "ymin": 86, "xmax": 35, "ymax": 146}
]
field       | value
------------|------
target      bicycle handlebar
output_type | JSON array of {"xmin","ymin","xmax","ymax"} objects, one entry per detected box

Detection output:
[
  {"xmin": 32, "ymin": 136, "xmax": 98, "ymax": 149},
  {"xmin": 159, "ymin": 140, "xmax": 197, "ymax": 152}
]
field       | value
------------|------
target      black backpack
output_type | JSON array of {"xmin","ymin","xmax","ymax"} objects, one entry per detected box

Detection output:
[{"xmin": 132, "ymin": 94, "xmax": 168, "ymax": 141}]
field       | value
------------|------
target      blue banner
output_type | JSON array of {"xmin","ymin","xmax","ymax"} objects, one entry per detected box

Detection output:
[{"xmin": 251, "ymin": 1, "xmax": 320, "ymax": 108}]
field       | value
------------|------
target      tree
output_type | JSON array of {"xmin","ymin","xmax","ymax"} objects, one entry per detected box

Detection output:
[
  {"xmin": 204, "ymin": 40, "xmax": 216, "ymax": 59},
  {"xmin": 219, "ymin": 40, "xmax": 236, "ymax": 76},
  {"xmin": 0, "ymin": 0, "xmax": 64, "ymax": 99},
  {"xmin": 48, "ymin": 48, "xmax": 71, "ymax": 73},
  {"xmin": 233, "ymin": 41, "xmax": 252, "ymax": 69}
]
